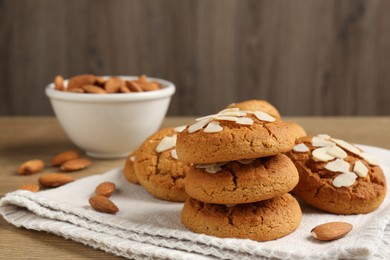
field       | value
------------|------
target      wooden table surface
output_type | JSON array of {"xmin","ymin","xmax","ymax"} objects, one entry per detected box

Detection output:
[{"xmin": 1, "ymin": 116, "xmax": 390, "ymax": 259}]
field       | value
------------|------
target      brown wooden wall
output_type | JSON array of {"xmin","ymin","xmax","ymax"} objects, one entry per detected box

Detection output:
[{"xmin": 1, "ymin": 0, "xmax": 389, "ymax": 116}]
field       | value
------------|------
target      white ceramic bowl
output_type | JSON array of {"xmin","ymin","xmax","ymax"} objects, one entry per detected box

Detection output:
[{"xmin": 46, "ymin": 76, "xmax": 175, "ymax": 158}]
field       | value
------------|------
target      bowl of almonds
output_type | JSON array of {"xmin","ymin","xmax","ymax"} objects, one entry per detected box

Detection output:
[{"xmin": 45, "ymin": 74, "xmax": 175, "ymax": 158}]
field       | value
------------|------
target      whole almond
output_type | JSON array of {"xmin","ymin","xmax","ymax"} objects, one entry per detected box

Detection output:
[
  {"xmin": 140, "ymin": 82, "xmax": 160, "ymax": 91},
  {"xmin": 54, "ymin": 75, "xmax": 64, "ymax": 90},
  {"xmin": 95, "ymin": 182, "xmax": 116, "ymax": 197},
  {"xmin": 67, "ymin": 74, "xmax": 96, "ymax": 90},
  {"xmin": 311, "ymin": 222, "xmax": 352, "ymax": 241},
  {"xmin": 67, "ymin": 87, "xmax": 84, "ymax": 93},
  {"xmin": 51, "ymin": 150, "xmax": 80, "ymax": 166},
  {"xmin": 18, "ymin": 159, "xmax": 45, "ymax": 175},
  {"xmin": 89, "ymin": 195, "xmax": 119, "ymax": 214},
  {"xmin": 18, "ymin": 183, "xmax": 40, "ymax": 192},
  {"xmin": 61, "ymin": 158, "xmax": 92, "ymax": 172},
  {"xmin": 94, "ymin": 76, "xmax": 106, "ymax": 87},
  {"xmin": 126, "ymin": 81, "xmax": 143, "ymax": 92},
  {"xmin": 104, "ymin": 77, "xmax": 126, "ymax": 93},
  {"xmin": 39, "ymin": 173, "xmax": 75, "ymax": 188},
  {"xmin": 83, "ymin": 85, "xmax": 107, "ymax": 94}
]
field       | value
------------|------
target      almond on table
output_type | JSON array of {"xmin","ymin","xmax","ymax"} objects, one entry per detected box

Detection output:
[
  {"xmin": 18, "ymin": 183, "xmax": 40, "ymax": 192},
  {"xmin": 311, "ymin": 222, "xmax": 353, "ymax": 241},
  {"xmin": 61, "ymin": 158, "xmax": 92, "ymax": 172},
  {"xmin": 51, "ymin": 150, "xmax": 80, "ymax": 166},
  {"xmin": 18, "ymin": 159, "xmax": 45, "ymax": 175},
  {"xmin": 39, "ymin": 173, "xmax": 75, "ymax": 188}
]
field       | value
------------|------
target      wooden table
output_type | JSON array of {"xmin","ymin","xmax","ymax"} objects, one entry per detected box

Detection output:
[{"xmin": 1, "ymin": 116, "xmax": 389, "ymax": 259}]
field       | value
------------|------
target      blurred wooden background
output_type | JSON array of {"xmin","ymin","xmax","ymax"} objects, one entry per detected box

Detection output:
[{"xmin": 0, "ymin": 0, "xmax": 389, "ymax": 116}]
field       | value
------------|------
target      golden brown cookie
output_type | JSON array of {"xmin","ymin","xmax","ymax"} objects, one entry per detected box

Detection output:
[
  {"xmin": 227, "ymin": 100, "xmax": 281, "ymax": 119},
  {"xmin": 134, "ymin": 128, "xmax": 190, "ymax": 202},
  {"xmin": 181, "ymin": 193, "xmax": 302, "ymax": 242},
  {"xmin": 176, "ymin": 109, "xmax": 306, "ymax": 164},
  {"xmin": 185, "ymin": 154, "xmax": 299, "ymax": 204},
  {"xmin": 123, "ymin": 151, "xmax": 139, "ymax": 184},
  {"xmin": 287, "ymin": 135, "xmax": 387, "ymax": 214}
]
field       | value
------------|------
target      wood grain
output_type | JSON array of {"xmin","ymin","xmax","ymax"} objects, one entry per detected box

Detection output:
[{"xmin": 0, "ymin": 0, "xmax": 389, "ymax": 116}]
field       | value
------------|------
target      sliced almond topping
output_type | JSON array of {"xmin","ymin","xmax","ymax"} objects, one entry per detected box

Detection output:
[
  {"xmin": 316, "ymin": 134, "xmax": 331, "ymax": 139},
  {"xmin": 331, "ymin": 138, "xmax": 361, "ymax": 156},
  {"xmin": 353, "ymin": 160, "xmax": 369, "ymax": 177},
  {"xmin": 360, "ymin": 152, "xmax": 379, "ymax": 166},
  {"xmin": 188, "ymin": 118, "xmax": 212, "ymax": 133},
  {"xmin": 253, "ymin": 111, "xmax": 276, "ymax": 122},
  {"xmin": 327, "ymin": 146, "xmax": 348, "ymax": 159},
  {"xmin": 332, "ymin": 172, "xmax": 357, "ymax": 187},
  {"xmin": 171, "ymin": 149, "xmax": 178, "ymax": 160},
  {"xmin": 312, "ymin": 147, "xmax": 335, "ymax": 162},
  {"xmin": 204, "ymin": 122, "xmax": 223, "ymax": 133},
  {"xmin": 213, "ymin": 115, "xmax": 238, "ymax": 121},
  {"xmin": 195, "ymin": 114, "xmax": 218, "ymax": 122},
  {"xmin": 293, "ymin": 143, "xmax": 310, "ymax": 153},
  {"xmin": 130, "ymin": 156, "xmax": 135, "ymax": 162},
  {"xmin": 155, "ymin": 134, "xmax": 177, "ymax": 153},
  {"xmin": 237, "ymin": 159, "xmax": 255, "ymax": 165},
  {"xmin": 196, "ymin": 163, "xmax": 223, "ymax": 174},
  {"xmin": 219, "ymin": 111, "xmax": 247, "ymax": 117},
  {"xmin": 173, "ymin": 125, "xmax": 187, "ymax": 133},
  {"xmin": 236, "ymin": 117, "xmax": 254, "ymax": 125},
  {"xmin": 325, "ymin": 159, "xmax": 350, "ymax": 172},
  {"xmin": 312, "ymin": 137, "xmax": 335, "ymax": 147}
]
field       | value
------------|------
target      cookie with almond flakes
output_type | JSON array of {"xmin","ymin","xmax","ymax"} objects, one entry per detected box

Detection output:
[
  {"xmin": 134, "ymin": 127, "xmax": 191, "ymax": 202},
  {"xmin": 176, "ymin": 108, "xmax": 306, "ymax": 164},
  {"xmin": 286, "ymin": 135, "xmax": 387, "ymax": 214},
  {"xmin": 181, "ymin": 193, "xmax": 302, "ymax": 242},
  {"xmin": 185, "ymin": 154, "xmax": 299, "ymax": 204}
]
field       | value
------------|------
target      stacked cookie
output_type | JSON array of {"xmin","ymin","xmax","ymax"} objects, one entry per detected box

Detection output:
[{"xmin": 176, "ymin": 101, "xmax": 306, "ymax": 241}]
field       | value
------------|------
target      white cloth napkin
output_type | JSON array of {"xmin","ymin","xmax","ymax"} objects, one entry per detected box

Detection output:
[{"xmin": 1, "ymin": 144, "xmax": 390, "ymax": 260}]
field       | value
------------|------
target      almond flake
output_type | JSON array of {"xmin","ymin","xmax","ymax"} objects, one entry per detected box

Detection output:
[
  {"xmin": 213, "ymin": 115, "xmax": 238, "ymax": 121},
  {"xmin": 195, "ymin": 114, "xmax": 218, "ymax": 122},
  {"xmin": 332, "ymin": 172, "xmax": 357, "ymax": 187},
  {"xmin": 219, "ymin": 111, "xmax": 247, "ymax": 117},
  {"xmin": 325, "ymin": 159, "xmax": 350, "ymax": 172},
  {"xmin": 237, "ymin": 159, "xmax": 255, "ymax": 164},
  {"xmin": 293, "ymin": 143, "xmax": 310, "ymax": 152},
  {"xmin": 204, "ymin": 122, "xmax": 223, "ymax": 133},
  {"xmin": 353, "ymin": 160, "xmax": 368, "ymax": 177},
  {"xmin": 316, "ymin": 134, "xmax": 331, "ymax": 139},
  {"xmin": 173, "ymin": 125, "xmax": 187, "ymax": 133},
  {"xmin": 327, "ymin": 146, "xmax": 348, "ymax": 159},
  {"xmin": 360, "ymin": 152, "xmax": 379, "ymax": 166},
  {"xmin": 331, "ymin": 138, "xmax": 361, "ymax": 156},
  {"xmin": 130, "ymin": 156, "xmax": 135, "ymax": 162},
  {"xmin": 156, "ymin": 135, "xmax": 177, "ymax": 153},
  {"xmin": 171, "ymin": 149, "xmax": 178, "ymax": 160},
  {"xmin": 196, "ymin": 163, "xmax": 225, "ymax": 173},
  {"xmin": 253, "ymin": 111, "xmax": 276, "ymax": 122},
  {"xmin": 312, "ymin": 147, "xmax": 335, "ymax": 162},
  {"xmin": 236, "ymin": 117, "xmax": 254, "ymax": 125},
  {"xmin": 188, "ymin": 118, "xmax": 212, "ymax": 133},
  {"xmin": 312, "ymin": 137, "xmax": 335, "ymax": 147}
]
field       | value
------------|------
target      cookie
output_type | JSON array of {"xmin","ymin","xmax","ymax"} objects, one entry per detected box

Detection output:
[
  {"xmin": 123, "ymin": 151, "xmax": 139, "ymax": 184},
  {"xmin": 176, "ymin": 108, "xmax": 306, "ymax": 164},
  {"xmin": 134, "ymin": 127, "xmax": 190, "ymax": 202},
  {"xmin": 287, "ymin": 135, "xmax": 387, "ymax": 214},
  {"xmin": 185, "ymin": 154, "xmax": 299, "ymax": 204},
  {"xmin": 181, "ymin": 193, "xmax": 302, "ymax": 242},
  {"xmin": 227, "ymin": 99, "xmax": 281, "ymax": 119}
]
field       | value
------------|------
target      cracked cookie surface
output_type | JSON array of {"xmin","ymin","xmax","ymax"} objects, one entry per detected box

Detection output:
[
  {"xmin": 181, "ymin": 193, "xmax": 302, "ymax": 242},
  {"xmin": 185, "ymin": 154, "xmax": 299, "ymax": 204},
  {"xmin": 287, "ymin": 136, "xmax": 387, "ymax": 214},
  {"xmin": 176, "ymin": 114, "xmax": 306, "ymax": 164},
  {"xmin": 134, "ymin": 128, "xmax": 190, "ymax": 202}
]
